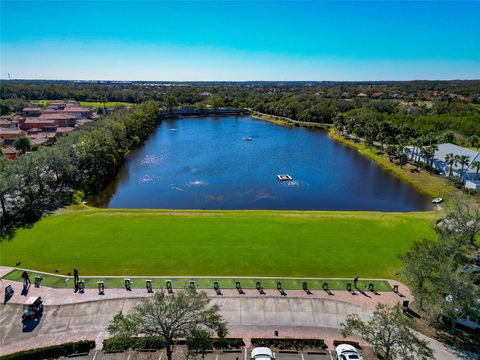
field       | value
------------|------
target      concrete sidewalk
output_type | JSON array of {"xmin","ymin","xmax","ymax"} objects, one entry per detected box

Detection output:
[{"xmin": 0, "ymin": 290, "xmax": 470, "ymax": 359}]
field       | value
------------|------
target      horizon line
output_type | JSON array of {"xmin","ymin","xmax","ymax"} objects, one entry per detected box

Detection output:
[{"xmin": 2, "ymin": 78, "xmax": 480, "ymax": 83}]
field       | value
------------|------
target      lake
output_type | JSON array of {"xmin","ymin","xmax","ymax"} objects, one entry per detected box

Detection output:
[{"xmin": 91, "ymin": 115, "xmax": 432, "ymax": 211}]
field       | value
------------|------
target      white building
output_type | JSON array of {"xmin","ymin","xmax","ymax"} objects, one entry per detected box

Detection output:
[{"xmin": 405, "ymin": 143, "xmax": 480, "ymax": 180}]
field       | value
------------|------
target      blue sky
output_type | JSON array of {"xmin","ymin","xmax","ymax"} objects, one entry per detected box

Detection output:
[{"xmin": 1, "ymin": 1, "xmax": 479, "ymax": 81}]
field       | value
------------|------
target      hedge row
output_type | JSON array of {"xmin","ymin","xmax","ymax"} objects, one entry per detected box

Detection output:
[
  {"xmin": 251, "ymin": 338, "xmax": 327, "ymax": 351},
  {"xmin": 103, "ymin": 336, "xmax": 245, "ymax": 352},
  {"xmin": 103, "ymin": 336, "xmax": 165, "ymax": 352},
  {"xmin": 0, "ymin": 340, "xmax": 95, "ymax": 360}
]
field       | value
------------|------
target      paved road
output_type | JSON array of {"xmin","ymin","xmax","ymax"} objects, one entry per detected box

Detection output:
[{"xmin": 1, "ymin": 296, "xmax": 474, "ymax": 359}]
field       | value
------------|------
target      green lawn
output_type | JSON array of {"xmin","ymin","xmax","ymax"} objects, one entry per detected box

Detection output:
[
  {"xmin": 0, "ymin": 207, "xmax": 437, "ymax": 279},
  {"xmin": 1, "ymin": 269, "xmax": 392, "ymax": 291}
]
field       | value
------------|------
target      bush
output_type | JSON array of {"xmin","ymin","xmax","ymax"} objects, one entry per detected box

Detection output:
[
  {"xmin": 72, "ymin": 190, "xmax": 85, "ymax": 205},
  {"xmin": 103, "ymin": 336, "xmax": 165, "ymax": 352},
  {"xmin": 0, "ymin": 340, "xmax": 94, "ymax": 360},
  {"xmin": 212, "ymin": 338, "xmax": 245, "ymax": 349},
  {"xmin": 250, "ymin": 338, "xmax": 326, "ymax": 351},
  {"xmin": 333, "ymin": 340, "xmax": 362, "ymax": 349}
]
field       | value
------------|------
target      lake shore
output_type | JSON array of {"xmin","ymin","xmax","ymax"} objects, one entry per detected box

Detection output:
[
  {"xmin": 250, "ymin": 111, "xmax": 332, "ymax": 129},
  {"xmin": 251, "ymin": 111, "xmax": 469, "ymax": 204},
  {"xmin": 328, "ymin": 128, "xmax": 464, "ymax": 202}
]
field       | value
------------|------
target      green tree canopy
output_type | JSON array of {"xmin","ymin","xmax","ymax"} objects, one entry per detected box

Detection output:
[
  {"xmin": 107, "ymin": 289, "xmax": 227, "ymax": 360},
  {"xmin": 341, "ymin": 304, "xmax": 433, "ymax": 360}
]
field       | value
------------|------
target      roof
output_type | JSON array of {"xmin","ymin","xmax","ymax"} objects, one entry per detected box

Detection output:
[
  {"xmin": 434, "ymin": 143, "xmax": 480, "ymax": 171},
  {"xmin": 2, "ymin": 145, "xmax": 17, "ymax": 154},
  {"xmin": 56, "ymin": 126, "xmax": 76, "ymax": 133},
  {"xmin": 24, "ymin": 118, "xmax": 57, "ymax": 125},
  {"xmin": 24, "ymin": 296, "xmax": 41, "ymax": 305},
  {"xmin": 0, "ymin": 128, "xmax": 25, "ymax": 135},
  {"xmin": 39, "ymin": 113, "xmax": 77, "ymax": 120},
  {"xmin": 64, "ymin": 107, "xmax": 91, "ymax": 113},
  {"xmin": 29, "ymin": 137, "xmax": 51, "ymax": 145},
  {"xmin": 407, "ymin": 143, "xmax": 480, "ymax": 174},
  {"xmin": 23, "ymin": 107, "xmax": 41, "ymax": 112}
]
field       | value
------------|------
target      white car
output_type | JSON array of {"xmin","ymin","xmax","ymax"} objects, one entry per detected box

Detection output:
[
  {"xmin": 251, "ymin": 347, "xmax": 275, "ymax": 360},
  {"xmin": 336, "ymin": 344, "xmax": 363, "ymax": 360}
]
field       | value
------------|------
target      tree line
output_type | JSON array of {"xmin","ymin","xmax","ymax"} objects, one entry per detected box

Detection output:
[
  {"xmin": 2, "ymin": 81, "xmax": 479, "ymax": 143},
  {"xmin": 401, "ymin": 200, "xmax": 480, "ymax": 334},
  {"xmin": 0, "ymin": 102, "xmax": 159, "ymax": 235}
]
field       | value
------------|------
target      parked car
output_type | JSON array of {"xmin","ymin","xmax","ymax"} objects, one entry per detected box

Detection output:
[
  {"xmin": 336, "ymin": 344, "xmax": 363, "ymax": 360},
  {"xmin": 251, "ymin": 347, "xmax": 275, "ymax": 360},
  {"xmin": 22, "ymin": 296, "xmax": 43, "ymax": 320}
]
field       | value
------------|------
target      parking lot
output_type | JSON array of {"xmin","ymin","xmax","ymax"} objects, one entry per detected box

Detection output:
[{"xmin": 59, "ymin": 349, "xmax": 336, "ymax": 360}]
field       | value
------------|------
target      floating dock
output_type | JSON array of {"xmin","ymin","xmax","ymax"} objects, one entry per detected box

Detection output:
[{"xmin": 277, "ymin": 174, "xmax": 293, "ymax": 181}]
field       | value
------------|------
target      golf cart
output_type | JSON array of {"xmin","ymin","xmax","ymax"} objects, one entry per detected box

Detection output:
[
  {"xmin": 251, "ymin": 347, "xmax": 275, "ymax": 360},
  {"xmin": 22, "ymin": 296, "xmax": 43, "ymax": 320}
]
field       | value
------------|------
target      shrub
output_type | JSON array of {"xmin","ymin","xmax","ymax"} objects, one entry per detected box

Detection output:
[
  {"xmin": 0, "ymin": 340, "xmax": 94, "ymax": 360},
  {"xmin": 250, "ymin": 338, "xmax": 326, "ymax": 351},
  {"xmin": 72, "ymin": 190, "xmax": 85, "ymax": 205},
  {"xmin": 103, "ymin": 336, "xmax": 165, "ymax": 352},
  {"xmin": 212, "ymin": 338, "xmax": 245, "ymax": 349}
]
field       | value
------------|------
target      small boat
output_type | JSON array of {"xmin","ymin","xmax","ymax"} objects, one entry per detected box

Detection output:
[
  {"xmin": 243, "ymin": 137, "xmax": 252, "ymax": 141},
  {"xmin": 432, "ymin": 198, "xmax": 443, "ymax": 204},
  {"xmin": 277, "ymin": 174, "xmax": 293, "ymax": 181}
]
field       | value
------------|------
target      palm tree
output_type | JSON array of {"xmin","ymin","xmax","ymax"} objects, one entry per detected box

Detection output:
[
  {"xmin": 412, "ymin": 138, "xmax": 423, "ymax": 164},
  {"xmin": 427, "ymin": 144, "xmax": 439, "ymax": 170},
  {"xmin": 471, "ymin": 135, "xmax": 479, "ymax": 150},
  {"xmin": 458, "ymin": 155, "xmax": 470, "ymax": 181},
  {"xmin": 472, "ymin": 160, "xmax": 480, "ymax": 179},
  {"xmin": 386, "ymin": 145, "xmax": 397, "ymax": 162},
  {"xmin": 444, "ymin": 153, "xmax": 457, "ymax": 178},
  {"xmin": 397, "ymin": 146, "xmax": 408, "ymax": 168},
  {"xmin": 419, "ymin": 147, "xmax": 430, "ymax": 168},
  {"xmin": 13, "ymin": 136, "xmax": 31, "ymax": 155}
]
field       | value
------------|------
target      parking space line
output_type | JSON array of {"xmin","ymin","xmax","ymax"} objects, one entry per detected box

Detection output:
[
  {"xmin": 329, "ymin": 350, "xmax": 334, "ymax": 360},
  {"xmin": 92, "ymin": 350, "xmax": 97, "ymax": 360},
  {"xmin": 127, "ymin": 354, "xmax": 131, "ymax": 360},
  {"xmin": 244, "ymin": 347, "xmax": 247, "ymax": 360},
  {"xmin": 301, "ymin": 353, "xmax": 305, "ymax": 360}
]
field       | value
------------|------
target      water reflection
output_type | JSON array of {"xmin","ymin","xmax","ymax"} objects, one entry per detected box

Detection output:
[{"xmin": 90, "ymin": 115, "xmax": 432, "ymax": 211}]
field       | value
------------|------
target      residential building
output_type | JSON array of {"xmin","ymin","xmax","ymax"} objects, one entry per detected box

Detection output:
[
  {"xmin": 0, "ymin": 117, "xmax": 19, "ymax": 129},
  {"xmin": 39, "ymin": 113, "xmax": 77, "ymax": 127},
  {"xmin": 0, "ymin": 128, "xmax": 27, "ymax": 144},
  {"xmin": 22, "ymin": 107, "xmax": 42, "ymax": 117},
  {"xmin": 405, "ymin": 143, "xmax": 480, "ymax": 180},
  {"xmin": 2, "ymin": 145, "xmax": 18, "ymax": 160},
  {"xmin": 22, "ymin": 118, "xmax": 58, "ymax": 131}
]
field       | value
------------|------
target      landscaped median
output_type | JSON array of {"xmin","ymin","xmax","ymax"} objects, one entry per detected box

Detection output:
[{"xmin": 0, "ymin": 206, "xmax": 437, "ymax": 279}]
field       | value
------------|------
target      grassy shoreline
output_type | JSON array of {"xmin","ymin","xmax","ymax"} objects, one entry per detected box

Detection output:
[
  {"xmin": 250, "ymin": 112, "xmax": 331, "ymax": 129},
  {"xmin": 328, "ymin": 128, "xmax": 464, "ymax": 201},
  {"xmin": 251, "ymin": 112, "xmax": 461, "ymax": 202}
]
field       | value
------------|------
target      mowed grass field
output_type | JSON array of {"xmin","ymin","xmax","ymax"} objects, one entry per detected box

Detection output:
[{"xmin": 0, "ymin": 207, "xmax": 437, "ymax": 279}]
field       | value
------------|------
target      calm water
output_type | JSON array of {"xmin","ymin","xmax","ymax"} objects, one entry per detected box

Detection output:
[{"xmin": 92, "ymin": 115, "xmax": 432, "ymax": 211}]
